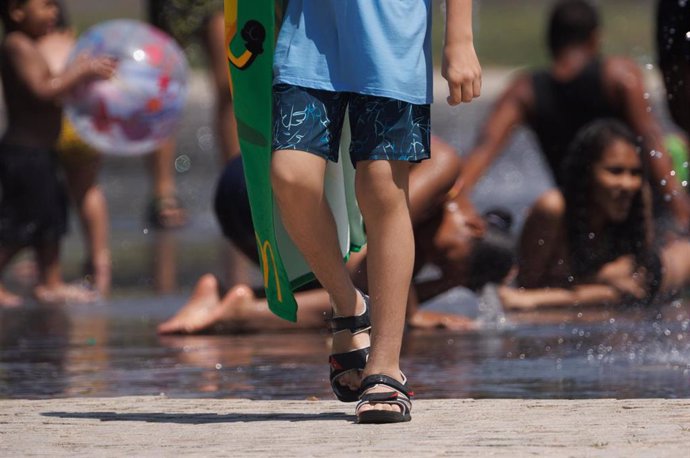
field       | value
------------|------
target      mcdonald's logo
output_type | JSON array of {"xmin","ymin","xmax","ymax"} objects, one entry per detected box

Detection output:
[
  {"xmin": 255, "ymin": 233, "xmax": 283, "ymax": 302},
  {"xmin": 225, "ymin": 0, "xmax": 266, "ymax": 71}
]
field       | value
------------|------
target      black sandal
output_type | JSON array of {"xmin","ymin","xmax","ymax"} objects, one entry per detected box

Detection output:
[
  {"xmin": 355, "ymin": 374, "xmax": 413, "ymax": 424},
  {"xmin": 327, "ymin": 291, "xmax": 371, "ymax": 402}
]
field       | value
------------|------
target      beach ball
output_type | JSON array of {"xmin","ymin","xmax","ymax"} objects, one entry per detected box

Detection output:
[{"xmin": 65, "ymin": 20, "xmax": 188, "ymax": 155}]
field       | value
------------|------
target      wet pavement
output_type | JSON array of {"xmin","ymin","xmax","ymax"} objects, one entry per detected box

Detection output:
[{"xmin": 1, "ymin": 69, "xmax": 690, "ymax": 402}]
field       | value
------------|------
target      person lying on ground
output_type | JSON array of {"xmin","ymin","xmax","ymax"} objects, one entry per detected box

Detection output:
[
  {"xmin": 158, "ymin": 136, "xmax": 514, "ymax": 334},
  {"xmin": 500, "ymin": 119, "xmax": 690, "ymax": 311}
]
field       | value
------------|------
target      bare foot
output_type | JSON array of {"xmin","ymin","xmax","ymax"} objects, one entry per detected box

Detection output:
[
  {"xmin": 0, "ymin": 285, "xmax": 23, "ymax": 308},
  {"xmin": 84, "ymin": 252, "xmax": 112, "ymax": 297},
  {"xmin": 157, "ymin": 274, "xmax": 254, "ymax": 334},
  {"xmin": 8, "ymin": 258, "xmax": 38, "ymax": 287},
  {"xmin": 34, "ymin": 283, "xmax": 99, "ymax": 305},
  {"xmin": 149, "ymin": 196, "xmax": 188, "ymax": 229}
]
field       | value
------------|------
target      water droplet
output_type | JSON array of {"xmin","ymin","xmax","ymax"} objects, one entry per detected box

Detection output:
[
  {"xmin": 567, "ymin": 275, "xmax": 574, "ymax": 283},
  {"xmin": 175, "ymin": 154, "xmax": 191, "ymax": 173},
  {"xmin": 643, "ymin": 92, "xmax": 650, "ymax": 99},
  {"xmin": 660, "ymin": 179, "xmax": 668, "ymax": 186},
  {"xmin": 215, "ymin": 363, "xmax": 222, "ymax": 370},
  {"xmin": 645, "ymin": 64, "xmax": 654, "ymax": 71},
  {"xmin": 143, "ymin": 228, "xmax": 149, "ymax": 235},
  {"xmin": 670, "ymin": 170, "xmax": 676, "ymax": 176},
  {"xmin": 538, "ymin": 238, "xmax": 545, "ymax": 246},
  {"xmin": 588, "ymin": 232, "xmax": 595, "ymax": 240}
]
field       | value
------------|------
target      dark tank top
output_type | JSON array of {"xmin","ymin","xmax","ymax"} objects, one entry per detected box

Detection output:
[{"xmin": 529, "ymin": 58, "xmax": 620, "ymax": 185}]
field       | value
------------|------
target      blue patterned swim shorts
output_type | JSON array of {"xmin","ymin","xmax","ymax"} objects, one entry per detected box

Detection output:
[{"xmin": 272, "ymin": 84, "xmax": 430, "ymax": 167}]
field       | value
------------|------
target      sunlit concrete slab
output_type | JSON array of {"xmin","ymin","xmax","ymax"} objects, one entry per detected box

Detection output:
[{"xmin": 1, "ymin": 397, "xmax": 689, "ymax": 457}]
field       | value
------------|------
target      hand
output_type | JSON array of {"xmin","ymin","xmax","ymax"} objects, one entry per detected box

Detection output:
[
  {"xmin": 596, "ymin": 256, "xmax": 647, "ymax": 300},
  {"xmin": 442, "ymin": 41, "xmax": 481, "ymax": 105},
  {"xmin": 75, "ymin": 54, "xmax": 117, "ymax": 80},
  {"xmin": 86, "ymin": 56, "xmax": 118, "ymax": 79}
]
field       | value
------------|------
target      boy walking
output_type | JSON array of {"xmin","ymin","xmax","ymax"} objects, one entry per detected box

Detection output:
[{"xmin": 270, "ymin": 0, "xmax": 480, "ymax": 423}]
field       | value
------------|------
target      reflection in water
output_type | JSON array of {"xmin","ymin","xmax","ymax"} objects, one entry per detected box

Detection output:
[{"xmin": 1, "ymin": 299, "xmax": 689, "ymax": 399}]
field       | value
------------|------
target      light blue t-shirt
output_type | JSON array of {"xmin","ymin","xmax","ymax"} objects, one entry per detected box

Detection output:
[{"xmin": 273, "ymin": 0, "xmax": 433, "ymax": 105}]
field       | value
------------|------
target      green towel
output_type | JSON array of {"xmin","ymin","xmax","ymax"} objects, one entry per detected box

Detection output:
[{"xmin": 225, "ymin": 1, "xmax": 365, "ymax": 322}]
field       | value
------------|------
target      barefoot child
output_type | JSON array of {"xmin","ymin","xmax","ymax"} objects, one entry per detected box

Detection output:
[{"xmin": 0, "ymin": 0, "xmax": 116, "ymax": 306}]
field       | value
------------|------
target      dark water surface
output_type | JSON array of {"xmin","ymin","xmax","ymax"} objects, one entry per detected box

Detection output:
[{"xmin": 1, "ymin": 297, "xmax": 690, "ymax": 399}]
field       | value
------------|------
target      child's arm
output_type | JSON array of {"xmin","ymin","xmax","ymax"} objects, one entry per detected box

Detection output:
[
  {"xmin": 443, "ymin": 0, "xmax": 481, "ymax": 105},
  {"xmin": 498, "ymin": 284, "xmax": 622, "ymax": 311},
  {"xmin": 3, "ymin": 33, "xmax": 116, "ymax": 102}
]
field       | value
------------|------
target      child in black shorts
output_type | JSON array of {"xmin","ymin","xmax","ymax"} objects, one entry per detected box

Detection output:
[{"xmin": 0, "ymin": 0, "xmax": 115, "ymax": 306}]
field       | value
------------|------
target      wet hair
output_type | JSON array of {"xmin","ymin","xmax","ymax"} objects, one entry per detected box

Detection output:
[
  {"xmin": 0, "ymin": 0, "xmax": 28, "ymax": 30},
  {"xmin": 561, "ymin": 119, "xmax": 653, "ymax": 279},
  {"xmin": 466, "ymin": 208, "xmax": 516, "ymax": 291},
  {"xmin": 547, "ymin": 0, "xmax": 599, "ymax": 57}
]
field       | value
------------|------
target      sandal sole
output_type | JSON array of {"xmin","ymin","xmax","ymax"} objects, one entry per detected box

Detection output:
[{"xmin": 357, "ymin": 410, "xmax": 411, "ymax": 424}]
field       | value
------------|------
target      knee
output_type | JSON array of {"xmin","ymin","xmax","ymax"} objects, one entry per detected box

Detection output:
[
  {"xmin": 356, "ymin": 178, "xmax": 408, "ymax": 217},
  {"xmin": 270, "ymin": 153, "xmax": 312, "ymax": 199}
]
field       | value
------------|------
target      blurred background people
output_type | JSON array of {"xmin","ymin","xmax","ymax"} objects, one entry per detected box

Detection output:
[
  {"xmin": 38, "ymin": 0, "xmax": 111, "ymax": 296},
  {"xmin": 0, "ymin": 0, "xmax": 114, "ymax": 306},
  {"xmin": 500, "ymin": 119, "xmax": 690, "ymax": 310},
  {"xmin": 455, "ymin": 0, "xmax": 690, "ymax": 232},
  {"xmin": 158, "ymin": 137, "xmax": 515, "ymax": 334}
]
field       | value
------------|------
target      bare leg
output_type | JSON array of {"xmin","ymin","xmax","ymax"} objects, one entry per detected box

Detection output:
[
  {"xmin": 147, "ymin": 139, "xmax": 187, "ymax": 229},
  {"xmin": 0, "ymin": 245, "xmax": 23, "ymax": 307},
  {"xmin": 33, "ymin": 239, "xmax": 97, "ymax": 304},
  {"xmin": 200, "ymin": 12, "xmax": 253, "ymax": 285},
  {"xmin": 201, "ymin": 11, "xmax": 241, "ymax": 163},
  {"xmin": 356, "ymin": 160, "xmax": 414, "ymax": 415},
  {"xmin": 63, "ymin": 158, "xmax": 111, "ymax": 296},
  {"xmin": 271, "ymin": 149, "xmax": 368, "ymax": 384}
]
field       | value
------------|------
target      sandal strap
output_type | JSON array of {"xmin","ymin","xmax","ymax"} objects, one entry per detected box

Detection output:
[
  {"xmin": 355, "ymin": 374, "xmax": 413, "ymax": 417},
  {"xmin": 329, "ymin": 347, "xmax": 369, "ymax": 373},
  {"xmin": 327, "ymin": 291, "xmax": 371, "ymax": 334},
  {"xmin": 360, "ymin": 374, "xmax": 412, "ymax": 397}
]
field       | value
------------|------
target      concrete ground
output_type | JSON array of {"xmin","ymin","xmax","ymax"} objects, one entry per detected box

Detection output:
[{"xmin": 2, "ymin": 397, "xmax": 690, "ymax": 457}]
